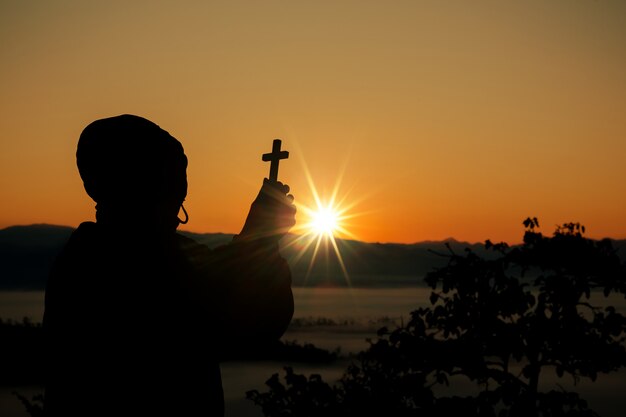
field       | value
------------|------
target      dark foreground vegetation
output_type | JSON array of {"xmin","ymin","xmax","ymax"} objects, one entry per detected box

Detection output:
[
  {"xmin": 1, "ymin": 319, "xmax": 339, "ymax": 385},
  {"xmin": 0, "ymin": 318, "xmax": 44, "ymax": 385},
  {"xmin": 2, "ymin": 317, "xmax": 339, "ymax": 416},
  {"xmin": 4, "ymin": 218, "xmax": 626, "ymax": 416},
  {"xmin": 248, "ymin": 219, "xmax": 626, "ymax": 417}
]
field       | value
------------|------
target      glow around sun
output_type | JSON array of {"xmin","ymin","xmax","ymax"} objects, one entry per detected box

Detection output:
[
  {"xmin": 289, "ymin": 198, "xmax": 354, "ymax": 284},
  {"xmin": 280, "ymin": 147, "xmax": 369, "ymax": 287},
  {"xmin": 309, "ymin": 206, "xmax": 340, "ymax": 237}
]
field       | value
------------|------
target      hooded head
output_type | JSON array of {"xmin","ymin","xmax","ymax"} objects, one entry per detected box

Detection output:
[{"xmin": 77, "ymin": 114, "xmax": 188, "ymax": 232}]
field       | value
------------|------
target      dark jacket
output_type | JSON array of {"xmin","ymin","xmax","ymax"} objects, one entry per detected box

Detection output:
[{"xmin": 43, "ymin": 222, "xmax": 293, "ymax": 416}]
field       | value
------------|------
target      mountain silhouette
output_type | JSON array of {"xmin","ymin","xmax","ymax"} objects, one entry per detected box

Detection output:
[
  {"xmin": 2, "ymin": 224, "xmax": 625, "ymax": 289},
  {"xmin": 0, "ymin": 225, "xmax": 74, "ymax": 289}
]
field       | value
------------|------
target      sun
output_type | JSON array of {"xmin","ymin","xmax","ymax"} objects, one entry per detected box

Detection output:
[
  {"xmin": 299, "ymin": 201, "xmax": 351, "ymax": 240},
  {"xmin": 310, "ymin": 206, "xmax": 339, "ymax": 237},
  {"xmin": 279, "ymin": 144, "xmax": 370, "ymax": 287},
  {"xmin": 286, "ymin": 195, "xmax": 361, "ymax": 287}
]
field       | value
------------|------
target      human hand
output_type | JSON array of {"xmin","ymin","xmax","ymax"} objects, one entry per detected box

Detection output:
[{"xmin": 236, "ymin": 179, "xmax": 296, "ymax": 244}]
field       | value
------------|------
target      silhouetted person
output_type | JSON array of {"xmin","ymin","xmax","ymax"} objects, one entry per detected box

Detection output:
[{"xmin": 43, "ymin": 115, "xmax": 296, "ymax": 416}]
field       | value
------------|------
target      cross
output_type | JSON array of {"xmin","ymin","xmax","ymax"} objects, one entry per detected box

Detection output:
[{"xmin": 262, "ymin": 139, "xmax": 289, "ymax": 182}]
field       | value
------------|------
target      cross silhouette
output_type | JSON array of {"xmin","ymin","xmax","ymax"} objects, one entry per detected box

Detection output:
[{"xmin": 262, "ymin": 139, "xmax": 289, "ymax": 182}]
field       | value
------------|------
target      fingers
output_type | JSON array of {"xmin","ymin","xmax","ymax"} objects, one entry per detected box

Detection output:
[
  {"xmin": 241, "ymin": 180, "xmax": 296, "ymax": 242},
  {"xmin": 264, "ymin": 178, "xmax": 290, "ymax": 193}
]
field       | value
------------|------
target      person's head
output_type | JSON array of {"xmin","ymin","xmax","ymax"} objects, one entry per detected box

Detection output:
[{"xmin": 76, "ymin": 114, "xmax": 188, "ymax": 232}]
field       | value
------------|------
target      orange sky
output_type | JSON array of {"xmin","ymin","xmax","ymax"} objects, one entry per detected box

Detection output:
[{"xmin": 1, "ymin": 1, "xmax": 625, "ymax": 244}]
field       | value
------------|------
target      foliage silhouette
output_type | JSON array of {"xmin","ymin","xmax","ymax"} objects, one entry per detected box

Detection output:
[
  {"xmin": 12, "ymin": 392, "xmax": 44, "ymax": 417},
  {"xmin": 247, "ymin": 219, "xmax": 626, "ymax": 416},
  {"xmin": 0, "ymin": 317, "xmax": 44, "ymax": 384},
  {"xmin": 1, "ymin": 316, "xmax": 336, "ymax": 416}
]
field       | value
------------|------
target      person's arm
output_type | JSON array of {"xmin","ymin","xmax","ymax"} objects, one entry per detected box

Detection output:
[
  {"xmin": 186, "ymin": 179, "xmax": 296, "ymax": 344},
  {"xmin": 209, "ymin": 238, "xmax": 294, "ymax": 342},
  {"xmin": 234, "ymin": 179, "xmax": 296, "ymax": 245}
]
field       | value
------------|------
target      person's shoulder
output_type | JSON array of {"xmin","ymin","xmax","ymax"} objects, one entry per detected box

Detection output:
[
  {"xmin": 74, "ymin": 221, "xmax": 98, "ymax": 235},
  {"xmin": 66, "ymin": 221, "xmax": 99, "ymax": 245},
  {"xmin": 175, "ymin": 232, "xmax": 213, "ymax": 257},
  {"xmin": 49, "ymin": 222, "xmax": 99, "ymax": 275}
]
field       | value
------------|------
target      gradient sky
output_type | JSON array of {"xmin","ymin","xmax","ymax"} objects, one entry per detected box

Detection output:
[{"xmin": 1, "ymin": 1, "xmax": 625, "ymax": 244}]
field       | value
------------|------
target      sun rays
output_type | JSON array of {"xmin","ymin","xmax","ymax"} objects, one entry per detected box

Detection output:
[{"xmin": 281, "ymin": 151, "xmax": 367, "ymax": 288}]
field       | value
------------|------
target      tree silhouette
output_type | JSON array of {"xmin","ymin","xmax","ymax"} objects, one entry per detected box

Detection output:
[{"xmin": 248, "ymin": 219, "xmax": 626, "ymax": 416}]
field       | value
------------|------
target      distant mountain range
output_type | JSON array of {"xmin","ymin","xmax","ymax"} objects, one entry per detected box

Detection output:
[{"xmin": 1, "ymin": 224, "xmax": 625, "ymax": 290}]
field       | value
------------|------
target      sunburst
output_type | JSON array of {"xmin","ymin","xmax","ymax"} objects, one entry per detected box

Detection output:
[
  {"xmin": 282, "ymin": 151, "xmax": 365, "ymax": 287},
  {"xmin": 310, "ymin": 207, "xmax": 338, "ymax": 237}
]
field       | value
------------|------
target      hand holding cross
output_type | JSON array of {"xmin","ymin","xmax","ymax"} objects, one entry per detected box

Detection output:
[
  {"xmin": 236, "ymin": 139, "xmax": 294, "ymax": 243},
  {"xmin": 262, "ymin": 139, "xmax": 289, "ymax": 182}
]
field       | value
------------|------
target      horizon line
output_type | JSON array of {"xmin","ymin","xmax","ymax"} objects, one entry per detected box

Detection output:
[{"xmin": 3, "ymin": 222, "xmax": 626, "ymax": 247}]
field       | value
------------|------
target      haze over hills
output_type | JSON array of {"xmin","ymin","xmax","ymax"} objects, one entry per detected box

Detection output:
[{"xmin": 1, "ymin": 224, "xmax": 625, "ymax": 290}]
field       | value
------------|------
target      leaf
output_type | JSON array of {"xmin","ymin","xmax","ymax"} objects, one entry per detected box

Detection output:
[
  {"xmin": 429, "ymin": 292, "xmax": 439, "ymax": 305},
  {"xmin": 436, "ymin": 372, "xmax": 449, "ymax": 386}
]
